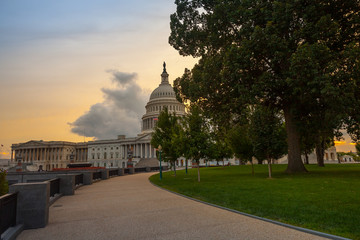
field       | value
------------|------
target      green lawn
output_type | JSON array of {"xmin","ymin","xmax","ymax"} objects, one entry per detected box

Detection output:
[{"xmin": 149, "ymin": 164, "xmax": 360, "ymax": 239}]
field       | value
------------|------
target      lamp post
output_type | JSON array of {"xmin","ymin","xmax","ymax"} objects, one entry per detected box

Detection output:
[{"xmin": 158, "ymin": 145, "xmax": 162, "ymax": 180}]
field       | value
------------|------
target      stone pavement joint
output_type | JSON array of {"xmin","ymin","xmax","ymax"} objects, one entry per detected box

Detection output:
[{"xmin": 18, "ymin": 173, "xmax": 333, "ymax": 240}]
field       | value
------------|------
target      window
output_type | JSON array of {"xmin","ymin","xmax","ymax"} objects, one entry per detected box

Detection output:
[
  {"xmin": 104, "ymin": 152, "xmax": 107, "ymax": 159},
  {"xmin": 111, "ymin": 153, "xmax": 113, "ymax": 159},
  {"xmin": 97, "ymin": 153, "xmax": 100, "ymax": 159},
  {"xmin": 92, "ymin": 154, "xmax": 95, "ymax": 159}
]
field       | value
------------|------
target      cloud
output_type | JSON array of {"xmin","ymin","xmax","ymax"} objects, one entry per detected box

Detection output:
[
  {"xmin": 69, "ymin": 70, "xmax": 147, "ymax": 139},
  {"xmin": 106, "ymin": 70, "xmax": 137, "ymax": 86}
]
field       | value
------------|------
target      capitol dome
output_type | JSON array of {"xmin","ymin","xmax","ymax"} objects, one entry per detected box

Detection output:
[
  {"xmin": 149, "ymin": 84, "xmax": 176, "ymax": 100},
  {"xmin": 141, "ymin": 62, "xmax": 186, "ymax": 133}
]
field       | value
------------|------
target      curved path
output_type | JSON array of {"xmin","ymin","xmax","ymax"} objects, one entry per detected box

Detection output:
[{"xmin": 18, "ymin": 173, "xmax": 325, "ymax": 240}]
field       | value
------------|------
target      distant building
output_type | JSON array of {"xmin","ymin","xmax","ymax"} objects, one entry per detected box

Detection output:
[
  {"xmin": 10, "ymin": 140, "xmax": 87, "ymax": 171},
  {"xmin": 87, "ymin": 62, "xmax": 187, "ymax": 168},
  {"xmin": 339, "ymin": 154, "xmax": 354, "ymax": 163},
  {"xmin": 276, "ymin": 146, "xmax": 338, "ymax": 164},
  {"xmin": 10, "ymin": 63, "xmax": 188, "ymax": 170}
]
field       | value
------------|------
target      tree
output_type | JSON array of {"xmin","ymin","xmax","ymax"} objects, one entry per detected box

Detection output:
[
  {"xmin": 300, "ymin": 132, "xmax": 316, "ymax": 165},
  {"xmin": 170, "ymin": 0, "xmax": 360, "ymax": 173},
  {"xmin": 151, "ymin": 108, "xmax": 181, "ymax": 176},
  {"xmin": 250, "ymin": 106, "xmax": 287, "ymax": 178},
  {"xmin": 178, "ymin": 104, "xmax": 211, "ymax": 182},
  {"xmin": 228, "ymin": 124, "xmax": 255, "ymax": 175},
  {"xmin": 208, "ymin": 126, "xmax": 233, "ymax": 167},
  {"xmin": 356, "ymin": 143, "xmax": 360, "ymax": 157}
]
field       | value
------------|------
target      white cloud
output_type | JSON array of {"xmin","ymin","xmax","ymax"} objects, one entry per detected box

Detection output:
[{"xmin": 69, "ymin": 70, "xmax": 147, "ymax": 139}]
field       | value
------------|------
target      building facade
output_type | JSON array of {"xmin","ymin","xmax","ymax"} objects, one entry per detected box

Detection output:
[
  {"xmin": 10, "ymin": 140, "xmax": 87, "ymax": 171},
  {"xmin": 87, "ymin": 62, "xmax": 186, "ymax": 168},
  {"xmin": 10, "ymin": 63, "xmax": 187, "ymax": 170}
]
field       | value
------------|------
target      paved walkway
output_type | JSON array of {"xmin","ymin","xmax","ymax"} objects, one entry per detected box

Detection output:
[{"xmin": 18, "ymin": 173, "xmax": 325, "ymax": 240}]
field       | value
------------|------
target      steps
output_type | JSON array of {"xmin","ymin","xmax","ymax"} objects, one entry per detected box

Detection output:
[{"xmin": 135, "ymin": 158, "xmax": 160, "ymax": 168}]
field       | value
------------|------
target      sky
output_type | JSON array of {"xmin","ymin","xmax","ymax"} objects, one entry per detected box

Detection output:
[
  {"xmin": 0, "ymin": 0, "xmax": 198, "ymax": 158},
  {"xmin": 0, "ymin": 0, "xmax": 355, "ymax": 159}
]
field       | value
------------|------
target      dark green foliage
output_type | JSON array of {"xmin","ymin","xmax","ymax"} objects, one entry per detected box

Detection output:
[
  {"xmin": 178, "ymin": 105, "xmax": 212, "ymax": 182},
  {"xmin": 227, "ymin": 123, "xmax": 255, "ymax": 174},
  {"xmin": 170, "ymin": 0, "xmax": 360, "ymax": 173},
  {"xmin": 250, "ymin": 106, "xmax": 287, "ymax": 177},
  {"xmin": 150, "ymin": 164, "xmax": 360, "ymax": 239},
  {"xmin": 0, "ymin": 169, "xmax": 8, "ymax": 196},
  {"xmin": 207, "ymin": 126, "xmax": 233, "ymax": 167},
  {"xmin": 151, "ymin": 108, "xmax": 181, "ymax": 175}
]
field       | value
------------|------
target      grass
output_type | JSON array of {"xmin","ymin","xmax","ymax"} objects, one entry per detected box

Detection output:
[{"xmin": 149, "ymin": 164, "xmax": 360, "ymax": 239}]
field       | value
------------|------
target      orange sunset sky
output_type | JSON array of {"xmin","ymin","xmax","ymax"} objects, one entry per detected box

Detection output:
[{"xmin": 0, "ymin": 1, "xmax": 355, "ymax": 159}]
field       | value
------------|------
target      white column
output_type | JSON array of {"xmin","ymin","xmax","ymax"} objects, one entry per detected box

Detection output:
[
  {"xmin": 140, "ymin": 144, "xmax": 143, "ymax": 158},
  {"xmin": 144, "ymin": 144, "xmax": 146, "ymax": 159}
]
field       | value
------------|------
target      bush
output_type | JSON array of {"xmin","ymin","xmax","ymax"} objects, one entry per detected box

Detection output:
[{"xmin": 0, "ymin": 168, "xmax": 9, "ymax": 196}]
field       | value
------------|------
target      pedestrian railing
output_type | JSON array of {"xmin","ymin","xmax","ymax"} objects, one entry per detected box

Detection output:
[
  {"xmin": 135, "ymin": 167, "xmax": 146, "ymax": 173},
  {"xmin": 109, "ymin": 169, "xmax": 118, "ymax": 177},
  {"xmin": 0, "ymin": 192, "xmax": 18, "ymax": 235},
  {"xmin": 75, "ymin": 174, "xmax": 84, "ymax": 186},
  {"xmin": 92, "ymin": 171, "xmax": 101, "ymax": 180},
  {"xmin": 48, "ymin": 178, "xmax": 60, "ymax": 198}
]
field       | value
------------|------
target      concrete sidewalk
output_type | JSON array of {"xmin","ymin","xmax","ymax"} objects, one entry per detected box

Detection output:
[{"xmin": 17, "ymin": 173, "xmax": 325, "ymax": 240}]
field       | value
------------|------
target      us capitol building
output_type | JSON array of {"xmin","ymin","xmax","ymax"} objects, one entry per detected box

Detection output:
[{"xmin": 10, "ymin": 63, "xmax": 186, "ymax": 171}]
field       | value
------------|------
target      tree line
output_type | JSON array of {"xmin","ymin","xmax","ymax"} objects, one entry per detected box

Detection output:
[{"xmin": 151, "ymin": 104, "xmax": 288, "ymax": 182}]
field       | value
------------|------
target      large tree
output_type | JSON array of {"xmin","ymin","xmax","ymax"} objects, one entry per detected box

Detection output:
[{"xmin": 170, "ymin": 0, "xmax": 360, "ymax": 173}]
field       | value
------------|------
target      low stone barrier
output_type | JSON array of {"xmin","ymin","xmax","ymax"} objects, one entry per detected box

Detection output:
[{"xmin": 9, "ymin": 182, "xmax": 50, "ymax": 229}]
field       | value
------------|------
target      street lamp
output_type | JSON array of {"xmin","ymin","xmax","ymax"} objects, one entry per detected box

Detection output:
[{"xmin": 158, "ymin": 145, "xmax": 162, "ymax": 180}]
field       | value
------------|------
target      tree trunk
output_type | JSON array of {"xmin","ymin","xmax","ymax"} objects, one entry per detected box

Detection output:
[
  {"xmin": 173, "ymin": 161, "xmax": 176, "ymax": 176},
  {"xmin": 267, "ymin": 159, "xmax": 272, "ymax": 178},
  {"xmin": 197, "ymin": 161, "xmax": 201, "ymax": 182},
  {"xmin": 304, "ymin": 149, "xmax": 309, "ymax": 164},
  {"xmin": 185, "ymin": 159, "xmax": 188, "ymax": 174},
  {"xmin": 305, "ymin": 153, "xmax": 309, "ymax": 164},
  {"xmin": 223, "ymin": 159, "xmax": 225, "ymax": 168},
  {"xmin": 284, "ymin": 108, "xmax": 307, "ymax": 173},
  {"xmin": 315, "ymin": 138, "xmax": 325, "ymax": 167}
]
